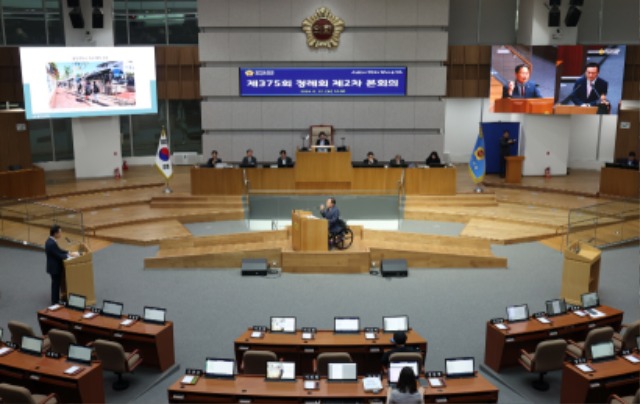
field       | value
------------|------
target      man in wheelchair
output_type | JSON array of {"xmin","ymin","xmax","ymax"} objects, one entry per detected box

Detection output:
[{"xmin": 320, "ymin": 197, "xmax": 353, "ymax": 250}]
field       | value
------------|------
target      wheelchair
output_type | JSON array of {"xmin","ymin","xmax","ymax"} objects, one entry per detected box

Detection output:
[{"xmin": 329, "ymin": 219, "xmax": 354, "ymax": 250}]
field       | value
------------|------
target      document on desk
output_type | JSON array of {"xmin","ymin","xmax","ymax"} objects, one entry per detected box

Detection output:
[
  {"xmin": 181, "ymin": 375, "xmax": 199, "ymax": 385},
  {"xmin": 304, "ymin": 380, "xmax": 319, "ymax": 390},
  {"xmin": 83, "ymin": 312, "xmax": 98, "ymax": 319},
  {"xmin": 301, "ymin": 332, "xmax": 313, "ymax": 340},
  {"xmin": 0, "ymin": 347, "xmax": 13, "ymax": 356},
  {"xmin": 536, "ymin": 317, "xmax": 551, "ymax": 324},
  {"xmin": 362, "ymin": 376, "xmax": 383, "ymax": 392},
  {"xmin": 623, "ymin": 354, "xmax": 640, "ymax": 364},
  {"xmin": 572, "ymin": 310, "xmax": 587, "ymax": 317},
  {"xmin": 587, "ymin": 309, "xmax": 605, "ymax": 318},
  {"xmin": 120, "ymin": 319, "xmax": 136, "ymax": 327},
  {"xmin": 495, "ymin": 323, "xmax": 509, "ymax": 330},
  {"xmin": 48, "ymin": 304, "xmax": 62, "ymax": 311},
  {"xmin": 250, "ymin": 331, "xmax": 263, "ymax": 338},
  {"xmin": 428, "ymin": 378, "xmax": 444, "ymax": 387},
  {"xmin": 64, "ymin": 365, "xmax": 84, "ymax": 375},
  {"xmin": 365, "ymin": 332, "xmax": 376, "ymax": 340},
  {"xmin": 575, "ymin": 363, "xmax": 594, "ymax": 373}
]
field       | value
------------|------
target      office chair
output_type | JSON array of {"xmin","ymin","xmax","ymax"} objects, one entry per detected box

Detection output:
[
  {"xmin": 388, "ymin": 352, "xmax": 424, "ymax": 373},
  {"xmin": 48, "ymin": 329, "xmax": 77, "ymax": 355},
  {"xmin": 240, "ymin": 350, "xmax": 277, "ymax": 375},
  {"xmin": 0, "ymin": 382, "xmax": 58, "ymax": 404},
  {"xmin": 518, "ymin": 339, "xmax": 567, "ymax": 391},
  {"xmin": 567, "ymin": 326, "xmax": 614, "ymax": 359},
  {"xmin": 609, "ymin": 388, "xmax": 640, "ymax": 404},
  {"xmin": 8, "ymin": 320, "xmax": 51, "ymax": 352},
  {"xmin": 613, "ymin": 320, "xmax": 640, "ymax": 352},
  {"xmin": 314, "ymin": 352, "xmax": 353, "ymax": 376},
  {"xmin": 93, "ymin": 339, "xmax": 143, "ymax": 391}
]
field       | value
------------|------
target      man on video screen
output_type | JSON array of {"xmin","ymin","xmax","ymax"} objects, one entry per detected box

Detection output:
[
  {"xmin": 502, "ymin": 64, "xmax": 542, "ymax": 99},
  {"xmin": 570, "ymin": 62, "xmax": 609, "ymax": 108}
]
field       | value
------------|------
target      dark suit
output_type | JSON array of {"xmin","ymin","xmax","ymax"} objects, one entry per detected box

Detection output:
[
  {"xmin": 277, "ymin": 156, "xmax": 293, "ymax": 168},
  {"xmin": 45, "ymin": 237, "xmax": 69, "ymax": 304},
  {"xmin": 502, "ymin": 81, "xmax": 542, "ymax": 98},
  {"xmin": 204, "ymin": 157, "xmax": 222, "ymax": 168},
  {"xmin": 389, "ymin": 159, "xmax": 406, "ymax": 167},
  {"xmin": 240, "ymin": 156, "xmax": 257, "ymax": 167},
  {"xmin": 321, "ymin": 206, "xmax": 341, "ymax": 235},
  {"xmin": 570, "ymin": 76, "xmax": 608, "ymax": 106},
  {"xmin": 316, "ymin": 138, "xmax": 331, "ymax": 152},
  {"xmin": 363, "ymin": 158, "xmax": 378, "ymax": 165}
]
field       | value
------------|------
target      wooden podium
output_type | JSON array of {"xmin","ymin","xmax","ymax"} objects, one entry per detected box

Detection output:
[
  {"xmin": 63, "ymin": 244, "xmax": 96, "ymax": 305},
  {"xmin": 561, "ymin": 242, "xmax": 601, "ymax": 305},
  {"xmin": 291, "ymin": 210, "xmax": 328, "ymax": 252},
  {"xmin": 295, "ymin": 151, "xmax": 352, "ymax": 190},
  {"xmin": 505, "ymin": 156, "xmax": 525, "ymax": 184},
  {"xmin": 494, "ymin": 98, "xmax": 554, "ymax": 114},
  {"xmin": 554, "ymin": 105, "xmax": 598, "ymax": 115}
]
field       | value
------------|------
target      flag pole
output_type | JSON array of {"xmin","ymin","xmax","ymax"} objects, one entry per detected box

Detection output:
[{"xmin": 164, "ymin": 179, "xmax": 172, "ymax": 194}]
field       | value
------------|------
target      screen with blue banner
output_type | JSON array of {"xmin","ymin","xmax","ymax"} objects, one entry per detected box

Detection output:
[{"xmin": 239, "ymin": 67, "xmax": 407, "ymax": 96}]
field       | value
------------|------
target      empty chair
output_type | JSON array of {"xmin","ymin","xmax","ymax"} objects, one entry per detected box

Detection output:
[
  {"xmin": 613, "ymin": 320, "xmax": 640, "ymax": 352},
  {"xmin": 567, "ymin": 326, "xmax": 614, "ymax": 359},
  {"xmin": 0, "ymin": 382, "xmax": 58, "ymax": 404},
  {"xmin": 314, "ymin": 352, "xmax": 353, "ymax": 376},
  {"xmin": 8, "ymin": 321, "xmax": 51, "ymax": 352},
  {"xmin": 518, "ymin": 339, "xmax": 568, "ymax": 391},
  {"xmin": 241, "ymin": 350, "xmax": 277, "ymax": 375},
  {"xmin": 48, "ymin": 329, "xmax": 77, "ymax": 355},
  {"xmin": 93, "ymin": 339, "xmax": 142, "ymax": 391},
  {"xmin": 389, "ymin": 351, "xmax": 424, "ymax": 372},
  {"xmin": 609, "ymin": 388, "xmax": 640, "ymax": 404}
]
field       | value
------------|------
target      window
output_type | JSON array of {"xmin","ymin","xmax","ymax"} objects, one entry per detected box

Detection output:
[
  {"xmin": 2, "ymin": 0, "xmax": 64, "ymax": 45},
  {"xmin": 169, "ymin": 100, "xmax": 201, "ymax": 152}
]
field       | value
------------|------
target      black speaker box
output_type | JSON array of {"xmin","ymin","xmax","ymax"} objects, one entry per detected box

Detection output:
[
  {"xmin": 67, "ymin": 0, "xmax": 80, "ymax": 7},
  {"xmin": 380, "ymin": 259, "xmax": 408, "ymax": 278},
  {"xmin": 564, "ymin": 6, "xmax": 582, "ymax": 27},
  {"xmin": 548, "ymin": 7, "xmax": 561, "ymax": 27},
  {"xmin": 69, "ymin": 8, "xmax": 85, "ymax": 29},
  {"xmin": 92, "ymin": 10, "xmax": 103, "ymax": 29},
  {"xmin": 241, "ymin": 259, "xmax": 268, "ymax": 276}
]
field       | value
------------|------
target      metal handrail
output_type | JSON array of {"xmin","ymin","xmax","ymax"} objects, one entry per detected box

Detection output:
[{"xmin": 565, "ymin": 198, "xmax": 639, "ymax": 249}]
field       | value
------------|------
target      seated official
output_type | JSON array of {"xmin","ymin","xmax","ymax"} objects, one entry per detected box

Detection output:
[
  {"xmin": 277, "ymin": 150, "xmax": 294, "ymax": 168},
  {"xmin": 320, "ymin": 197, "xmax": 341, "ymax": 235},
  {"xmin": 570, "ymin": 62, "xmax": 609, "ymax": 108},
  {"xmin": 240, "ymin": 149, "xmax": 257, "ymax": 167},
  {"xmin": 316, "ymin": 132, "xmax": 331, "ymax": 152},
  {"xmin": 381, "ymin": 331, "xmax": 419, "ymax": 369},
  {"xmin": 203, "ymin": 150, "xmax": 222, "ymax": 167},
  {"xmin": 364, "ymin": 152, "xmax": 378, "ymax": 165},
  {"xmin": 615, "ymin": 151, "xmax": 639, "ymax": 168},
  {"xmin": 389, "ymin": 154, "xmax": 406, "ymax": 167},
  {"xmin": 386, "ymin": 367, "xmax": 425, "ymax": 404},
  {"xmin": 426, "ymin": 151, "xmax": 441, "ymax": 166}
]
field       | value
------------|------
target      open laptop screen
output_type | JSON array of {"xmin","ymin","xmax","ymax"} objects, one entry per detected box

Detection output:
[
  {"xmin": 101, "ymin": 300, "xmax": 124, "ymax": 318},
  {"xmin": 270, "ymin": 317, "xmax": 296, "ymax": 333},
  {"xmin": 383, "ymin": 315, "xmax": 409, "ymax": 333},
  {"xmin": 266, "ymin": 361, "xmax": 295, "ymax": 381},
  {"xmin": 68, "ymin": 344, "xmax": 92, "ymax": 365},
  {"xmin": 67, "ymin": 293, "xmax": 86, "ymax": 311},
  {"xmin": 389, "ymin": 361, "xmax": 419, "ymax": 384},
  {"xmin": 506, "ymin": 304, "xmax": 529, "ymax": 322},
  {"xmin": 143, "ymin": 306, "xmax": 166, "ymax": 325},
  {"xmin": 581, "ymin": 292, "xmax": 599, "ymax": 309},
  {"xmin": 21, "ymin": 335, "xmax": 43, "ymax": 356},
  {"xmin": 205, "ymin": 358, "xmax": 235, "ymax": 378},
  {"xmin": 545, "ymin": 299, "xmax": 567, "ymax": 316},
  {"xmin": 445, "ymin": 357, "xmax": 475, "ymax": 378},
  {"xmin": 328, "ymin": 363, "xmax": 357, "ymax": 382},
  {"xmin": 334, "ymin": 317, "xmax": 360, "ymax": 333},
  {"xmin": 591, "ymin": 341, "xmax": 615, "ymax": 362}
]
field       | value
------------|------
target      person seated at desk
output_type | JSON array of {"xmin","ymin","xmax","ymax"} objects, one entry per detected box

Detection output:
[
  {"xmin": 240, "ymin": 149, "xmax": 257, "ymax": 167},
  {"xmin": 502, "ymin": 64, "xmax": 542, "ymax": 99},
  {"xmin": 277, "ymin": 150, "xmax": 294, "ymax": 168},
  {"xmin": 390, "ymin": 154, "xmax": 406, "ymax": 167},
  {"xmin": 364, "ymin": 152, "xmax": 378, "ymax": 165},
  {"xmin": 615, "ymin": 151, "xmax": 639, "ymax": 168},
  {"xmin": 381, "ymin": 331, "xmax": 419, "ymax": 369},
  {"xmin": 425, "ymin": 151, "xmax": 441, "ymax": 166},
  {"xmin": 386, "ymin": 367, "xmax": 425, "ymax": 404},
  {"xmin": 320, "ymin": 197, "xmax": 341, "ymax": 236},
  {"xmin": 203, "ymin": 150, "xmax": 221, "ymax": 167},
  {"xmin": 316, "ymin": 132, "xmax": 331, "ymax": 152}
]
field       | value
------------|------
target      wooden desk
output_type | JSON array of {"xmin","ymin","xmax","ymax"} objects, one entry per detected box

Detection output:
[
  {"xmin": 599, "ymin": 166, "xmax": 640, "ymax": 198},
  {"xmin": 0, "ymin": 349, "xmax": 104, "ymax": 403},
  {"xmin": 554, "ymin": 105, "xmax": 598, "ymax": 115},
  {"xmin": 494, "ymin": 98, "xmax": 554, "ymax": 114},
  {"xmin": 0, "ymin": 167, "xmax": 46, "ymax": 199},
  {"xmin": 295, "ymin": 151, "xmax": 353, "ymax": 189},
  {"xmin": 484, "ymin": 305, "xmax": 623, "ymax": 372},
  {"xmin": 167, "ymin": 374, "xmax": 499, "ymax": 403},
  {"xmin": 560, "ymin": 355, "xmax": 640, "ymax": 403},
  {"xmin": 37, "ymin": 307, "xmax": 175, "ymax": 371},
  {"xmin": 234, "ymin": 329, "xmax": 427, "ymax": 375},
  {"xmin": 404, "ymin": 167, "xmax": 456, "ymax": 195}
]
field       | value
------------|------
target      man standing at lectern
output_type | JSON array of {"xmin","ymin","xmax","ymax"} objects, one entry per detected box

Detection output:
[
  {"xmin": 502, "ymin": 64, "xmax": 542, "ymax": 99},
  {"xmin": 499, "ymin": 131, "xmax": 516, "ymax": 179},
  {"xmin": 45, "ymin": 225, "xmax": 78, "ymax": 305}
]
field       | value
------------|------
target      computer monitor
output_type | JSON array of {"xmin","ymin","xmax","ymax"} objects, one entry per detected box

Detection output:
[
  {"xmin": 590, "ymin": 341, "xmax": 615, "ymax": 362},
  {"xmin": 270, "ymin": 317, "xmax": 296, "ymax": 333},
  {"xmin": 101, "ymin": 300, "xmax": 124, "ymax": 318},
  {"xmin": 21, "ymin": 335, "xmax": 43, "ymax": 356},
  {"xmin": 445, "ymin": 357, "xmax": 475, "ymax": 378},
  {"xmin": 265, "ymin": 361, "xmax": 296, "ymax": 381},
  {"xmin": 327, "ymin": 362, "xmax": 358, "ymax": 382},
  {"xmin": 334, "ymin": 317, "xmax": 360, "ymax": 334},
  {"xmin": 383, "ymin": 315, "xmax": 409, "ymax": 333},
  {"xmin": 205, "ymin": 358, "xmax": 235, "ymax": 379},
  {"xmin": 68, "ymin": 344, "xmax": 92, "ymax": 365},
  {"xmin": 143, "ymin": 306, "xmax": 166, "ymax": 325},
  {"xmin": 388, "ymin": 361, "xmax": 419, "ymax": 384},
  {"xmin": 67, "ymin": 293, "xmax": 86, "ymax": 311},
  {"xmin": 545, "ymin": 298, "xmax": 567, "ymax": 317},
  {"xmin": 581, "ymin": 292, "xmax": 599, "ymax": 309},
  {"xmin": 506, "ymin": 304, "xmax": 530, "ymax": 322}
]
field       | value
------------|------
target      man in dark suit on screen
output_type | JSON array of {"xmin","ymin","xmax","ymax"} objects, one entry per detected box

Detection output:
[
  {"xmin": 45, "ymin": 225, "xmax": 78, "ymax": 305},
  {"xmin": 502, "ymin": 64, "xmax": 542, "ymax": 99},
  {"xmin": 570, "ymin": 62, "xmax": 609, "ymax": 108}
]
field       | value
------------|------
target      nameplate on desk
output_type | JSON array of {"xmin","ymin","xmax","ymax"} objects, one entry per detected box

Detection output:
[
  {"xmin": 364, "ymin": 327, "xmax": 379, "ymax": 333},
  {"xmin": 490, "ymin": 318, "xmax": 505, "ymax": 324},
  {"xmin": 252, "ymin": 325, "xmax": 268, "ymax": 332},
  {"xmin": 4, "ymin": 342, "xmax": 17, "ymax": 349},
  {"xmin": 46, "ymin": 351, "xmax": 61, "ymax": 359}
]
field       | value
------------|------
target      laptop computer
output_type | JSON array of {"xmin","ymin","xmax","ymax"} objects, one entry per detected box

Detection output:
[
  {"xmin": 205, "ymin": 358, "xmax": 235, "ymax": 379},
  {"xmin": 590, "ymin": 341, "xmax": 615, "ymax": 362},
  {"xmin": 270, "ymin": 316, "xmax": 296, "ymax": 334},
  {"xmin": 388, "ymin": 361, "xmax": 419, "ymax": 386},
  {"xmin": 143, "ymin": 306, "xmax": 167, "ymax": 325},
  {"xmin": 581, "ymin": 292, "xmax": 599, "ymax": 315},
  {"xmin": 265, "ymin": 361, "xmax": 296, "ymax": 381},
  {"xmin": 383, "ymin": 315, "xmax": 409, "ymax": 333},
  {"xmin": 506, "ymin": 304, "xmax": 530, "ymax": 323},
  {"xmin": 21, "ymin": 335, "xmax": 43, "ymax": 356},
  {"xmin": 445, "ymin": 357, "xmax": 475, "ymax": 378},
  {"xmin": 101, "ymin": 300, "xmax": 124, "ymax": 318},
  {"xmin": 67, "ymin": 344, "xmax": 92, "ymax": 365},
  {"xmin": 327, "ymin": 363, "xmax": 357, "ymax": 383},
  {"xmin": 67, "ymin": 293, "xmax": 86, "ymax": 311},
  {"xmin": 334, "ymin": 317, "xmax": 360, "ymax": 334},
  {"xmin": 545, "ymin": 298, "xmax": 567, "ymax": 317}
]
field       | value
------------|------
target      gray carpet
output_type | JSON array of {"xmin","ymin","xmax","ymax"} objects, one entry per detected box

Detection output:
[{"xmin": 0, "ymin": 220, "xmax": 637, "ymax": 404}]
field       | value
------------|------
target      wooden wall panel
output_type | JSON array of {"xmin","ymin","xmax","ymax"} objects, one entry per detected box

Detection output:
[
  {"xmin": 0, "ymin": 111, "xmax": 31, "ymax": 170},
  {"xmin": 445, "ymin": 45, "xmax": 491, "ymax": 98},
  {"xmin": 614, "ymin": 109, "xmax": 639, "ymax": 160},
  {"xmin": 0, "ymin": 47, "xmax": 24, "ymax": 103},
  {"xmin": 155, "ymin": 45, "xmax": 200, "ymax": 100}
]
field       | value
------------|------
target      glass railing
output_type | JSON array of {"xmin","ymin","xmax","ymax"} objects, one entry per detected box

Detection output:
[{"xmin": 566, "ymin": 199, "xmax": 639, "ymax": 249}]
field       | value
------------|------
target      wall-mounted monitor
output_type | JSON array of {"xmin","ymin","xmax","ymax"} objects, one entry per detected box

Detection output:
[
  {"xmin": 19, "ymin": 47, "xmax": 157, "ymax": 120},
  {"xmin": 239, "ymin": 67, "xmax": 407, "ymax": 96}
]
